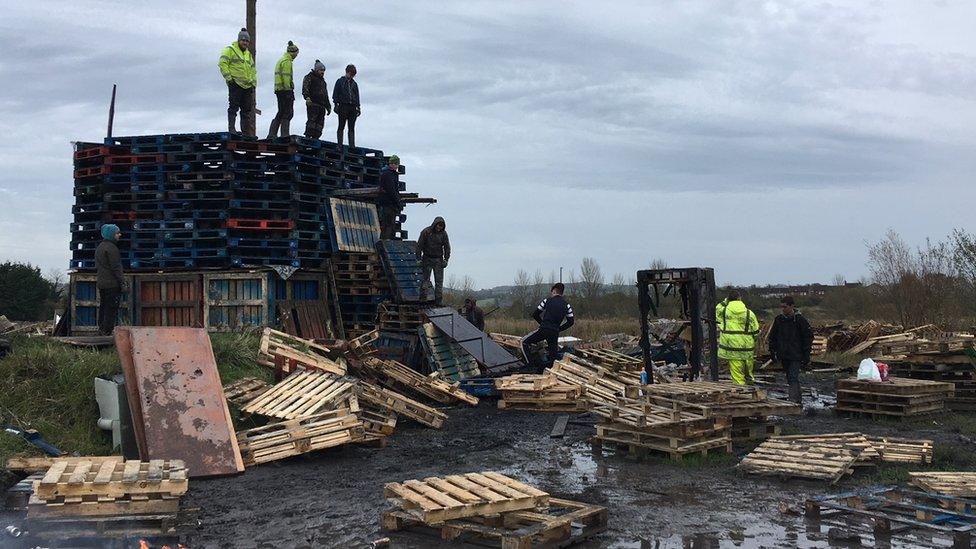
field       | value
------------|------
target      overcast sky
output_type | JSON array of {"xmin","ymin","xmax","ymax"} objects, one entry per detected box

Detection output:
[{"xmin": 1, "ymin": 1, "xmax": 974, "ymax": 289}]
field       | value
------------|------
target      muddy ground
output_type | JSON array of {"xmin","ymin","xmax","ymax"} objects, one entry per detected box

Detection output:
[{"xmin": 7, "ymin": 373, "xmax": 976, "ymax": 548}]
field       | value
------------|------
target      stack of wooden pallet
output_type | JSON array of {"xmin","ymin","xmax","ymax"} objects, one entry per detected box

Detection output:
[
  {"xmin": 27, "ymin": 459, "xmax": 188, "ymax": 537},
  {"xmin": 377, "ymin": 301, "xmax": 425, "ymax": 334},
  {"xmin": 381, "ymin": 471, "xmax": 607, "ymax": 547},
  {"xmin": 548, "ymin": 356, "xmax": 732, "ymax": 459},
  {"xmin": 874, "ymin": 335, "xmax": 976, "ymax": 411},
  {"xmin": 738, "ymin": 432, "xmax": 934, "ymax": 482},
  {"xmin": 835, "ymin": 377, "xmax": 955, "ymax": 418},
  {"xmin": 494, "ymin": 374, "xmax": 586, "ymax": 412}
]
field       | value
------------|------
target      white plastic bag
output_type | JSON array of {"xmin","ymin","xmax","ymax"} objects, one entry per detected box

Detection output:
[{"xmin": 857, "ymin": 358, "xmax": 881, "ymax": 381}]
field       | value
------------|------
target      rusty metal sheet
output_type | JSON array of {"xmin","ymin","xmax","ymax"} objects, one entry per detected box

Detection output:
[{"xmin": 117, "ymin": 327, "xmax": 244, "ymax": 477}]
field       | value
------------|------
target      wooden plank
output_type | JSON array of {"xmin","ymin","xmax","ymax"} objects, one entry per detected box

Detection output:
[
  {"xmin": 33, "ymin": 460, "xmax": 187, "ymax": 502},
  {"xmin": 358, "ymin": 382, "xmax": 447, "ymax": 429},
  {"xmin": 738, "ymin": 439, "xmax": 859, "ymax": 483},
  {"xmin": 6, "ymin": 456, "xmax": 124, "ymax": 474}
]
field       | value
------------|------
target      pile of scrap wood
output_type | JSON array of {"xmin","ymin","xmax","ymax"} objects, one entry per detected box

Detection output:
[
  {"xmin": 223, "ymin": 327, "xmax": 477, "ymax": 466},
  {"xmin": 494, "ymin": 374, "xmax": 586, "ymax": 412},
  {"xmin": 739, "ymin": 432, "xmax": 934, "ymax": 483},
  {"xmin": 872, "ymin": 333, "xmax": 976, "ymax": 411},
  {"xmin": 835, "ymin": 377, "xmax": 955, "ymax": 418},
  {"xmin": 910, "ymin": 472, "xmax": 976, "ymax": 497},
  {"xmin": 21, "ymin": 458, "xmax": 189, "ymax": 537},
  {"xmin": 546, "ymin": 355, "xmax": 732, "ymax": 459},
  {"xmin": 381, "ymin": 471, "xmax": 607, "ymax": 547}
]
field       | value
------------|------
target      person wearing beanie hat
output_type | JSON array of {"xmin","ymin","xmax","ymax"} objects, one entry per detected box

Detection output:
[
  {"xmin": 94, "ymin": 224, "xmax": 126, "ymax": 335},
  {"xmin": 218, "ymin": 28, "xmax": 257, "ymax": 136},
  {"xmin": 378, "ymin": 155, "xmax": 403, "ymax": 239},
  {"xmin": 332, "ymin": 64, "xmax": 361, "ymax": 148},
  {"xmin": 301, "ymin": 60, "xmax": 332, "ymax": 140},
  {"xmin": 268, "ymin": 41, "xmax": 300, "ymax": 138}
]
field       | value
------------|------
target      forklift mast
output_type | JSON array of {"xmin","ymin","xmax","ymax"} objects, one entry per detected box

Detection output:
[{"xmin": 636, "ymin": 267, "xmax": 718, "ymax": 382}]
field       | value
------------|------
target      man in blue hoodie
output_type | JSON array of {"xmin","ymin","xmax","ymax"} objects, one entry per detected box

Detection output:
[{"xmin": 94, "ymin": 224, "xmax": 125, "ymax": 335}]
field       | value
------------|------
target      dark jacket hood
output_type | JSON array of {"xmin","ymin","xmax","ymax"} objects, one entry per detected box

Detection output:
[{"xmin": 432, "ymin": 217, "xmax": 446, "ymax": 231}]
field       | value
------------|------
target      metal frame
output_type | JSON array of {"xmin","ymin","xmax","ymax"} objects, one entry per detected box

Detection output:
[{"xmin": 636, "ymin": 267, "xmax": 717, "ymax": 382}]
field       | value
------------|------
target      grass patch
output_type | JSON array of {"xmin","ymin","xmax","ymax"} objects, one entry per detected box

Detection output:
[
  {"xmin": 0, "ymin": 332, "xmax": 270, "ymax": 467},
  {"xmin": 486, "ymin": 317, "xmax": 639, "ymax": 342}
]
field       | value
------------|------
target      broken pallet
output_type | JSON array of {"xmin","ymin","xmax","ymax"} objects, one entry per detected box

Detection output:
[
  {"xmin": 223, "ymin": 377, "xmax": 272, "ymax": 407},
  {"xmin": 361, "ymin": 356, "xmax": 478, "ymax": 406},
  {"xmin": 358, "ymin": 382, "xmax": 447, "ymax": 429},
  {"xmin": 910, "ymin": 472, "xmax": 976, "ymax": 497},
  {"xmin": 259, "ymin": 327, "xmax": 345, "ymax": 375},
  {"xmin": 738, "ymin": 439, "xmax": 860, "ymax": 483}
]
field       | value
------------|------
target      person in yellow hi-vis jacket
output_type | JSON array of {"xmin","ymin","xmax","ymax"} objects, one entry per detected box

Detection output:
[
  {"xmin": 716, "ymin": 290, "xmax": 760, "ymax": 385},
  {"xmin": 218, "ymin": 28, "xmax": 257, "ymax": 136}
]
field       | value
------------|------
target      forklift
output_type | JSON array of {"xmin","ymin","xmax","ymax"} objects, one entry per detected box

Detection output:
[{"xmin": 636, "ymin": 267, "xmax": 718, "ymax": 382}]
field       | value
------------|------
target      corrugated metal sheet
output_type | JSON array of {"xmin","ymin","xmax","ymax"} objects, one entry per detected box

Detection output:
[{"xmin": 115, "ymin": 327, "xmax": 244, "ymax": 477}]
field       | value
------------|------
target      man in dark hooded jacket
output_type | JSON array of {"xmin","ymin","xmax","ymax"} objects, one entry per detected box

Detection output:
[
  {"xmin": 417, "ymin": 217, "xmax": 450, "ymax": 305},
  {"xmin": 378, "ymin": 155, "xmax": 402, "ymax": 239},
  {"xmin": 94, "ymin": 224, "xmax": 126, "ymax": 335},
  {"xmin": 768, "ymin": 295, "xmax": 814, "ymax": 404},
  {"xmin": 302, "ymin": 60, "xmax": 331, "ymax": 139}
]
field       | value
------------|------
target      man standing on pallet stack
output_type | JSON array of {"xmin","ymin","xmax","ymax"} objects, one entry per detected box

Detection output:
[
  {"xmin": 716, "ymin": 290, "xmax": 759, "ymax": 385},
  {"xmin": 768, "ymin": 295, "xmax": 814, "ymax": 404},
  {"xmin": 302, "ymin": 60, "xmax": 332, "ymax": 140},
  {"xmin": 95, "ymin": 224, "xmax": 126, "ymax": 336},
  {"xmin": 521, "ymin": 283, "xmax": 575, "ymax": 371},
  {"xmin": 417, "ymin": 217, "xmax": 450, "ymax": 305},
  {"xmin": 267, "ymin": 41, "xmax": 300, "ymax": 139},
  {"xmin": 218, "ymin": 28, "xmax": 257, "ymax": 136},
  {"xmin": 378, "ymin": 155, "xmax": 402, "ymax": 239},
  {"xmin": 332, "ymin": 64, "xmax": 360, "ymax": 149}
]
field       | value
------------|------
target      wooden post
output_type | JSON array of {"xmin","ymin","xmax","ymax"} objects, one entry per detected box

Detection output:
[
  {"xmin": 107, "ymin": 84, "xmax": 117, "ymax": 138},
  {"xmin": 245, "ymin": 0, "xmax": 257, "ymax": 135},
  {"xmin": 637, "ymin": 277, "xmax": 654, "ymax": 384}
]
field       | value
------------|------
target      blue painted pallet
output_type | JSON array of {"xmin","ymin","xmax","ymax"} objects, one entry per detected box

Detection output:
[
  {"xmin": 376, "ymin": 240, "xmax": 425, "ymax": 303},
  {"xmin": 231, "ymin": 256, "xmax": 301, "ymax": 268},
  {"xmin": 327, "ymin": 198, "xmax": 380, "ymax": 253}
]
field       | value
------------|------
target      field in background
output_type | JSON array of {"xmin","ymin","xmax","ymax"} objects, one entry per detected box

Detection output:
[{"xmin": 486, "ymin": 316, "xmax": 639, "ymax": 342}]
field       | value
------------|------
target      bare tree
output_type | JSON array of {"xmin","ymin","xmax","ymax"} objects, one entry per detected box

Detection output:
[
  {"xmin": 511, "ymin": 269, "xmax": 532, "ymax": 309},
  {"xmin": 649, "ymin": 258, "xmax": 669, "ymax": 270},
  {"xmin": 611, "ymin": 273, "xmax": 626, "ymax": 289},
  {"xmin": 459, "ymin": 275, "xmax": 475, "ymax": 296},
  {"xmin": 579, "ymin": 257, "xmax": 604, "ymax": 300},
  {"xmin": 46, "ymin": 269, "xmax": 66, "ymax": 300},
  {"xmin": 867, "ymin": 229, "xmax": 960, "ymax": 327}
]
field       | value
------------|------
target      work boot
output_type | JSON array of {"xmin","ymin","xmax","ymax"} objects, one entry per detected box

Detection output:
[
  {"xmin": 788, "ymin": 382, "xmax": 802, "ymax": 405},
  {"xmin": 228, "ymin": 112, "xmax": 237, "ymax": 133}
]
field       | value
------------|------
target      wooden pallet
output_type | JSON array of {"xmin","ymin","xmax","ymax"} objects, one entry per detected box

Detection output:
[
  {"xmin": 547, "ymin": 356, "xmax": 637, "ymax": 407},
  {"xmin": 6, "ymin": 456, "xmax": 124, "ymax": 474},
  {"xmin": 382, "ymin": 497, "xmax": 607, "ymax": 548},
  {"xmin": 361, "ymin": 408, "xmax": 398, "ymax": 437},
  {"xmin": 223, "ymin": 377, "xmax": 272, "ymax": 407},
  {"xmin": 358, "ymin": 382, "xmax": 448, "ymax": 429},
  {"xmin": 589, "ymin": 394, "xmax": 712, "ymax": 429},
  {"xmin": 730, "ymin": 420, "xmax": 781, "ymax": 441},
  {"xmin": 236, "ymin": 407, "xmax": 364, "ymax": 466},
  {"xmin": 495, "ymin": 374, "xmax": 587, "ymax": 412},
  {"xmin": 277, "ymin": 299, "xmax": 334, "ymax": 340},
  {"xmin": 910, "ymin": 472, "xmax": 976, "ymax": 497},
  {"xmin": 836, "ymin": 377, "xmax": 953, "ymax": 418},
  {"xmin": 592, "ymin": 428, "xmax": 732, "ymax": 461},
  {"xmin": 32, "ymin": 459, "xmax": 187, "ymax": 505},
  {"xmin": 378, "ymin": 302, "xmax": 425, "ymax": 332},
  {"xmin": 498, "ymin": 400, "xmax": 590, "ymax": 413},
  {"xmin": 574, "ymin": 348, "xmax": 643, "ymax": 370},
  {"xmin": 488, "ymin": 333, "xmax": 524, "ymax": 355},
  {"xmin": 770, "ymin": 433, "xmax": 880, "ymax": 463},
  {"xmin": 866, "ymin": 435, "xmax": 934, "ymax": 464},
  {"xmin": 361, "ymin": 357, "xmax": 479, "ymax": 406},
  {"xmin": 348, "ymin": 329, "xmax": 380, "ymax": 358},
  {"xmin": 241, "ymin": 369, "xmax": 358, "ymax": 420},
  {"xmin": 259, "ymin": 327, "xmax": 345, "ymax": 375},
  {"xmin": 738, "ymin": 439, "xmax": 860, "ymax": 483},
  {"xmin": 384, "ymin": 471, "xmax": 549, "ymax": 523},
  {"xmin": 420, "ymin": 323, "xmax": 482, "ymax": 381}
]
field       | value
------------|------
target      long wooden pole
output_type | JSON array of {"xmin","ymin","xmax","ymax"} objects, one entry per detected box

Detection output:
[
  {"xmin": 245, "ymin": 0, "xmax": 258, "ymax": 133},
  {"xmin": 107, "ymin": 84, "xmax": 117, "ymax": 138}
]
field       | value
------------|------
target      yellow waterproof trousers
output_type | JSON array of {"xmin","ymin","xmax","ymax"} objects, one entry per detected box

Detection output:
[{"xmin": 728, "ymin": 359, "xmax": 755, "ymax": 385}]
